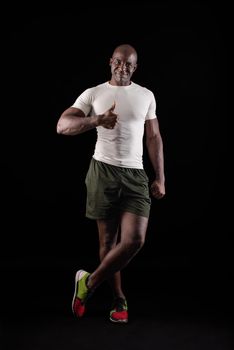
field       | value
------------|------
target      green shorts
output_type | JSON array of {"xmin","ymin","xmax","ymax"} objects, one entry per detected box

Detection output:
[{"xmin": 85, "ymin": 158, "xmax": 151, "ymax": 219}]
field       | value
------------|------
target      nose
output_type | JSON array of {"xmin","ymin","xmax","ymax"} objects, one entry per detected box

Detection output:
[{"xmin": 119, "ymin": 62, "xmax": 127, "ymax": 71}]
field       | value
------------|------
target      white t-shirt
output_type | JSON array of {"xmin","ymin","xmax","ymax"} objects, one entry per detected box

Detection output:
[{"xmin": 72, "ymin": 81, "xmax": 157, "ymax": 169}]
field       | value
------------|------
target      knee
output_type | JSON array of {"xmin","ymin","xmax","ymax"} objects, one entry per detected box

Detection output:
[
  {"xmin": 134, "ymin": 237, "xmax": 145, "ymax": 250},
  {"xmin": 99, "ymin": 240, "xmax": 116, "ymax": 258},
  {"xmin": 125, "ymin": 236, "xmax": 145, "ymax": 253}
]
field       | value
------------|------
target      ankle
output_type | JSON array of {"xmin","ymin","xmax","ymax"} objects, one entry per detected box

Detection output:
[
  {"xmin": 113, "ymin": 294, "xmax": 126, "ymax": 300},
  {"xmin": 86, "ymin": 274, "xmax": 94, "ymax": 291}
]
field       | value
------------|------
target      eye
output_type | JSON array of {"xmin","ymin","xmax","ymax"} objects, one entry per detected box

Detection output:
[
  {"xmin": 125, "ymin": 62, "xmax": 133, "ymax": 68},
  {"xmin": 113, "ymin": 58, "xmax": 121, "ymax": 65}
]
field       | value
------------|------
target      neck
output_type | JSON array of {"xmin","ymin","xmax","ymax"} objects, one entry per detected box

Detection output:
[{"xmin": 109, "ymin": 78, "xmax": 131, "ymax": 86}]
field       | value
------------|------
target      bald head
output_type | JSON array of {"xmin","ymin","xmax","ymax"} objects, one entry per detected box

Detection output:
[
  {"xmin": 112, "ymin": 44, "xmax": 138, "ymax": 63},
  {"xmin": 109, "ymin": 44, "xmax": 138, "ymax": 86}
]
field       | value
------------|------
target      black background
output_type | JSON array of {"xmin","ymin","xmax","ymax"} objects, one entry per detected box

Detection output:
[{"xmin": 1, "ymin": 1, "xmax": 231, "ymax": 349}]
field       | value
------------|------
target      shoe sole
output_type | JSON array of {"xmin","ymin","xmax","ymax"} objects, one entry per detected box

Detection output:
[
  {"xmin": 109, "ymin": 318, "xmax": 128, "ymax": 324},
  {"xmin": 109, "ymin": 317, "xmax": 128, "ymax": 324},
  {"xmin": 72, "ymin": 270, "xmax": 86, "ymax": 315}
]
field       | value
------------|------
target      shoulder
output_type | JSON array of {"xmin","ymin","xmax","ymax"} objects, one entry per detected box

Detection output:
[
  {"xmin": 132, "ymin": 82, "xmax": 156, "ymax": 99},
  {"xmin": 76, "ymin": 82, "xmax": 106, "ymax": 99},
  {"xmin": 81, "ymin": 82, "xmax": 108, "ymax": 95},
  {"xmin": 88, "ymin": 82, "xmax": 107, "ymax": 91},
  {"xmin": 132, "ymin": 82, "xmax": 155, "ymax": 95}
]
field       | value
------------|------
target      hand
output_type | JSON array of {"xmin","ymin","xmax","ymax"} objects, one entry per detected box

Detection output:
[
  {"xmin": 98, "ymin": 102, "xmax": 118, "ymax": 129},
  {"xmin": 150, "ymin": 179, "xmax": 165, "ymax": 199}
]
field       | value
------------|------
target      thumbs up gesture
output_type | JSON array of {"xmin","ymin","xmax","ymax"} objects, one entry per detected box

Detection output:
[
  {"xmin": 110, "ymin": 101, "xmax": 116, "ymax": 112},
  {"xmin": 98, "ymin": 102, "xmax": 118, "ymax": 129}
]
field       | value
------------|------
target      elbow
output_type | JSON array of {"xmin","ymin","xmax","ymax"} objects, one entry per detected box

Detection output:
[
  {"xmin": 146, "ymin": 133, "xmax": 163, "ymax": 149},
  {"xmin": 56, "ymin": 121, "xmax": 63, "ymax": 134},
  {"xmin": 56, "ymin": 117, "xmax": 67, "ymax": 134},
  {"xmin": 146, "ymin": 133, "xmax": 157, "ymax": 145},
  {"xmin": 148, "ymin": 132, "xmax": 162, "ymax": 142}
]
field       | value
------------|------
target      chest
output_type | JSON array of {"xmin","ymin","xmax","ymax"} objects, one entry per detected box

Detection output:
[{"xmin": 92, "ymin": 90, "xmax": 150, "ymax": 121}]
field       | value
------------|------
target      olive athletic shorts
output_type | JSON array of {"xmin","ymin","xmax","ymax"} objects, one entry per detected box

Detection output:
[{"xmin": 85, "ymin": 157, "xmax": 151, "ymax": 219}]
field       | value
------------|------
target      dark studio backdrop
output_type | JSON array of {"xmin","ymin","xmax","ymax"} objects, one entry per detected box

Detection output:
[{"xmin": 1, "ymin": 1, "xmax": 230, "ymax": 320}]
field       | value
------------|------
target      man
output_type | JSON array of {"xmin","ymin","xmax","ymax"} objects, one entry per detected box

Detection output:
[{"xmin": 56, "ymin": 44, "xmax": 165, "ymax": 323}]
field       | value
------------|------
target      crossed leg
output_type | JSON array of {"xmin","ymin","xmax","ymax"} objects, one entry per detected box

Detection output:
[{"xmin": 87, "ymin": 211, "xmax": 149, "ymax": 291}]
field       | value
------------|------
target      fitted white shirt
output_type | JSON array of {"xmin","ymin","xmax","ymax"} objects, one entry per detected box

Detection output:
[{"xmin": 72, "ymin": 81, "xmax": 157, "ymax": 168}]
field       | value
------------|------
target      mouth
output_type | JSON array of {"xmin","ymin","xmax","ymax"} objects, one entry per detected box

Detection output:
[{"xmin": 115, "ymin": 72, "xmax": 128, "ymax": 79}]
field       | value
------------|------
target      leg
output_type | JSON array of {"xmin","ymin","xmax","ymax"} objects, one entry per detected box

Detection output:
[
  {"xmin": 97, "ymin": 217, "xmax": 126, "ymax": 299},
  {"xmin": 87, "ymin": 212, "xmax": 149, "ymax": 290}
]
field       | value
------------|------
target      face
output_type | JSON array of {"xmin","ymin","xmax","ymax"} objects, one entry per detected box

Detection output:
[{"xmin": 109, "ymin": 50, "xmax": 137, "ymax": 86}]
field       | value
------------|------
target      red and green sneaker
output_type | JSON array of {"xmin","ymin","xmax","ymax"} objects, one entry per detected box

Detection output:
[
  {"xmin": 72, "ymin": 270, "xmax": 91, "ymax": 318},
  {"xmin": 109, "ymin": 297, "xmax": 128, "ymax": 323}
]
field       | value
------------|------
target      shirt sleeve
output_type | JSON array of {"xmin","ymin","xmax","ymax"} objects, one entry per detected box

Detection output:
[
  {"xmin": 71, "ymin": 88, "xmax": 93, "ymax": 116},
  {"xmin": 145, "ymin": 91, "xmax": 157, "ymax": 120}
]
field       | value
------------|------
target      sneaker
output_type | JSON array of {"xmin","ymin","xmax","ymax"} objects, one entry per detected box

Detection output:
[
  {"xmin": 72, "ymin": 270, "xmax": 91, "ymax": 318},
  {"xmin": 109, "ymin": 297, "xmax": 128, "ymax": 323}
]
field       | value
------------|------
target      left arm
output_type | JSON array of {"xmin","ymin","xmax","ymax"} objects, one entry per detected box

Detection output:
[{"xmin": 145, "ymin": 118, "xmax": 165, "ymax": 199}]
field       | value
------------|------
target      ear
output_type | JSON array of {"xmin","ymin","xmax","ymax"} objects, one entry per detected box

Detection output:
[
  {"xmin": 109, "ymin": 58, "xmax": 113, "ymax": 66},
  {"xmin": 133, "ymin": 64, "xmax": 137, "ymax": 72}
]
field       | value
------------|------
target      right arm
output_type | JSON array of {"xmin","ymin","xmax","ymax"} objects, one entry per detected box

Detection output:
[
  {"xmin": 57, "ymin": 107, "xmax": 99, "ymax": 135},
  {"xmin": 56, "ymin": 102, "xmax": 117, "ymax": 135}
]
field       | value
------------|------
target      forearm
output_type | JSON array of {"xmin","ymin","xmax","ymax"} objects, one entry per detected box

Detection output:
[
  {"xmin": 146, "ymin": 135, "xmax": 165, "ymax": 182},
  {"xmin": 57, "ymin": 115, "xmax": 99, "ymax": 135}
]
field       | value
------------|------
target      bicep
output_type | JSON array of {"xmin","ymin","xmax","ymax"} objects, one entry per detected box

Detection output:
[{"xmin": 61, "ymin": 107, "xmax": 86, "ymax": 119}]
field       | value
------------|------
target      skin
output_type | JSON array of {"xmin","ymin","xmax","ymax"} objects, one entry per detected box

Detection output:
[{"xmin": 57, "ymin": 44, "xmax": 165, "ymax": 297}]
